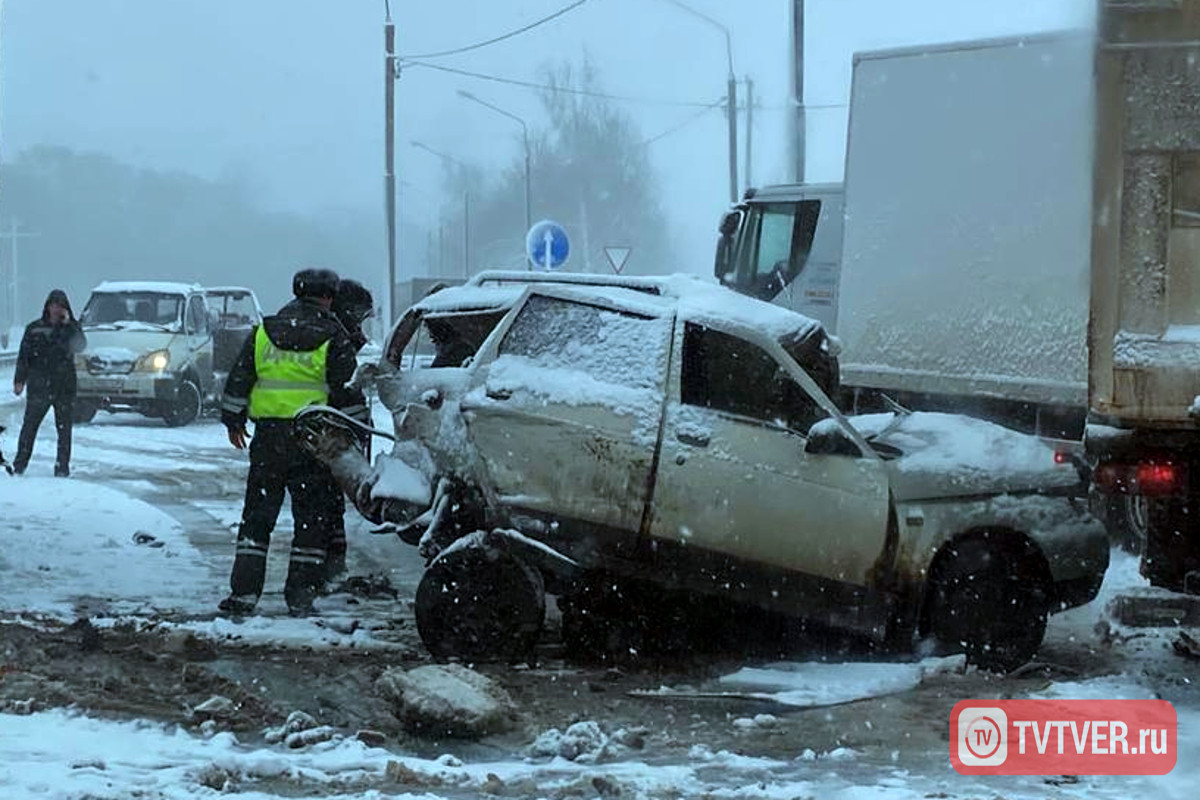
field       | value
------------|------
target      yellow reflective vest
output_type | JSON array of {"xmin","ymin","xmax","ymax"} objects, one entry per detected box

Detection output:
[{"xmin": 247, "ymin": 327, "xmax": 330, "ymax": 420}]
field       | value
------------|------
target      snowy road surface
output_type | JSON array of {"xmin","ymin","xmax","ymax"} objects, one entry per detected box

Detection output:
[{"xmin": 2, "ymin": 389, "xmax": 1200, "ymax": 799}]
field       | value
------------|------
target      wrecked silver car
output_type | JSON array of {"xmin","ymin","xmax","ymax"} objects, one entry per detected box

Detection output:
[{"xmin": 299, "ymin": 271, "xmax": 1108, "ymax": 671}]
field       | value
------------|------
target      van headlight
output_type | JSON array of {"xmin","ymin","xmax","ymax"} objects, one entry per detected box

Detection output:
[{"xmin": 136, "ymin": 349, "xmax": 170, "ymax": 372}]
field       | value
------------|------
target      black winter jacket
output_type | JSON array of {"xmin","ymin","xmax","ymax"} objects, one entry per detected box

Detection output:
[
  {"xmin": 15, "ymin": 290, "xmax": 87, "ymax": 397},
  {"xmin": 220, "ymin": 297, "xmax": 362, "ymax": 428}
]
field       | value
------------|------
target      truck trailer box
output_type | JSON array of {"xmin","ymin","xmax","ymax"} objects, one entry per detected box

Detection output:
[{"xmin": 835, "ymin": 33, "xmax": 1096, "ymax": 412}]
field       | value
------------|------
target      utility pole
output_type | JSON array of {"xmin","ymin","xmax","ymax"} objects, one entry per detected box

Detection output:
[
  {"xmin": 0, "ymin": 219, "xmax": 40, "ymax": 349},
  {"xmin": 791, "ymin": 0, "xmax": 806, "ymax": 183},
  {"xmin": 744, "ymin": 77, "xmax": 754, "ymax": 190},
  {"xmin": 384, "ymin": 3, "xmax": 398, "ymax": 325}
]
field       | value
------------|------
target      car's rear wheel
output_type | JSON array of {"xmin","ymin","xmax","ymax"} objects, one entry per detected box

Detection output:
[
  {"xmin": 73, "ymin": 400, "xmax": 99, "ymax": 424},
  {"xmin": 922, "ymin": 533, "xmax": 1052, "ymax": 673},
  {"xmin": 415, "ymin": 541, "xmax": 545, "ymax": 662},
  {"xmin": 163, "ymin": 378, "xmax": 201, "ymax": 427}
]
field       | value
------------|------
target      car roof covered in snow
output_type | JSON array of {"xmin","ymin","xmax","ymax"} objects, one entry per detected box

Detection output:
[
  {"xmin": 419, "ymin": 270, "xmax": 823, "ymax": 341},
  {"xmin": 91, "ymin": 281, "xmax": 202, "ymax": 296}
]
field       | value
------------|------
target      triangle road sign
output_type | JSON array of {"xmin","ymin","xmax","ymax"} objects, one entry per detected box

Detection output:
[{"xmin": 603, "ymin": 246, "xmax": 632, "ymax": 274}]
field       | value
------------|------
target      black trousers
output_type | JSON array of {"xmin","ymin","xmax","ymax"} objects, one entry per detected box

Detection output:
[
  {"xmin": 228, "ymin": 421, "xmax": 340, "ymax": 608},
  {"xmin": 323, "ymin": 428, "xmax": 370, "ymax": 579},
  {"xmin": 14, "ymin": 390, "xmax": 73, "ymax": 474}
]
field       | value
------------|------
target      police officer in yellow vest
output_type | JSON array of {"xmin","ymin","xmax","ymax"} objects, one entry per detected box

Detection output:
[{"xmin": 217, "ymin": 268, "xmax": 359, "ymax": 616}]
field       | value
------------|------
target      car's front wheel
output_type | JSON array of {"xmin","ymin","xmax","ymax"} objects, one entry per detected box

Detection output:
[
  {"xmin": 922, "ymin": 533, "xmax": 1052, "ymax": 672},
  {"xmin": 162, "ymin": 378, "xmax": 201, "ymax": 427},
  {"xmin": 414, "ymin": 540, "xmax": 545, "ymax": 662}
]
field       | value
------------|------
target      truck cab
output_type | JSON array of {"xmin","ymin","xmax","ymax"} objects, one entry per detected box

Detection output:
[{"xmin": 714, "ymin": 183, "xmax": 843, "ymax": 333}]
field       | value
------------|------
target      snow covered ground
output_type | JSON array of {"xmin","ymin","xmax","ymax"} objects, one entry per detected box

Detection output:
[{"xmin": 2, "ymin": 379, "xmax": 1200, "ymax": 798}]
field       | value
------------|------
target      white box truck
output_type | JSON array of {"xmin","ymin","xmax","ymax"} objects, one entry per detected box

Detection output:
[
  {"xmin": 716, "ymin": 31, "xmax": 1094, "ymax": 441},
  {"xmin": 715, "ymin": 0, "xmax": 1200, "ymax": 594}
]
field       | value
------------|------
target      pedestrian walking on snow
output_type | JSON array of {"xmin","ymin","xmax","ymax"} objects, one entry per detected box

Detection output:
[
  {"xmin": 217, "ymin": 268, "xmax": 359, "ymax": 617},
  {"xmin": 12, "ymin": 289, "xmax": 87, "ymax": 477}
]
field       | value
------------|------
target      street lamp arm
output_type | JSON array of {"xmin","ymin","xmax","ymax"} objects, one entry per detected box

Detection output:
[
  {"xmin": 410, "ymin": 140, "xmax": 469, "ymax": 170},
  {"xmin": 457, "ymin": 91, "xmax": 528, "ymax": 140},
  {"xmin": 662, "ymin": 0, "xmax": 734, "ymax": 76}
]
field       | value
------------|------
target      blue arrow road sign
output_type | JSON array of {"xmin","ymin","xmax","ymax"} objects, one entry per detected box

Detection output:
[{"xmin": 526, "ymin": 220, "xmax": 570, "ymax": 271}]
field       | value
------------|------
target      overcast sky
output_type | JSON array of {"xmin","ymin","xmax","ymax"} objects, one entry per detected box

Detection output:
[{"xmin": 0, "ymin": 0, "xmax": 1094, "ymax": 286}]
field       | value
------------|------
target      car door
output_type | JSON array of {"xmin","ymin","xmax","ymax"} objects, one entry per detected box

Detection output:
[
  {"xmin": 648, "ymin": 320, "xmax": 892, "ymax": 588},
  {"xmin": 461, "ymin": 290, "xmax": 674, "ymax": 541},
  {"xmin": 184, "ymin": 294, "xmax": 214, "ymax": 395}
]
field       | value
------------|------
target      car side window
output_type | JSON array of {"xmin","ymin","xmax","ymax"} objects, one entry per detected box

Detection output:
[
  {"xmin": 681, "ymin": 322, "xmax": 824, "ymax": 433},
  {"xmin": 498, "ymin": 295, "xmax": 667, "ymax": 389}
]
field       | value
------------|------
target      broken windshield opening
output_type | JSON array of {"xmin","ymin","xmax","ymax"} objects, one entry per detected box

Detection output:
[{"xmin": 387, "ymin": 308, "xmax": 508, "ymax": 370}]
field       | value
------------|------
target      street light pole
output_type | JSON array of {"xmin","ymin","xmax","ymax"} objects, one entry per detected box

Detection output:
[
  {"xmin": 662, "ymin": 0, "xmax": 738, "ymax": 202},
  {"xmin": 457, "ymin": 90, "xmax": 532, "ymax": 235},
  {"xmin": 384, "ymin": 3, "xmax": 398, "ymax": 325},
  {"xmin": 791, "ymin": 0, "xmax": 806, "ymax": 183}
]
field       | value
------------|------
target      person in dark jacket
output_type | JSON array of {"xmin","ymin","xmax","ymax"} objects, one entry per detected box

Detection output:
[
  {"xmin": 320, "ymin": 278, "xmax": 375, "ymax": 584},
  {"xmin": 12, "ymin": 289, "xmax": 87, "ymax": 477},
  {"xmin": 217, "ymin": 268, "xmax": 360, "ymax": 616}
]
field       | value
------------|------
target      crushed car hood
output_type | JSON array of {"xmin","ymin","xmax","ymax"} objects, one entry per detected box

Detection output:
[{"xmin": 822, "ymin": 412, "xmax": 1083, "ymax": 501}]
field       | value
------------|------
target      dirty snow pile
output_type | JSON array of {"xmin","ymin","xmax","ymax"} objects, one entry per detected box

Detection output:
[{"xmin": 0, "ymin": 477, "xmax": 214, "ymax": 617}]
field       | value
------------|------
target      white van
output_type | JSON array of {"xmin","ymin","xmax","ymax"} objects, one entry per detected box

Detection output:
[{"xmin": 75, "ymin": 281, "xmax": 261, "ymax": 426}]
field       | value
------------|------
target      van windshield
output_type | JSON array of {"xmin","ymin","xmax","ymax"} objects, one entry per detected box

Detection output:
[{"xmin": 81, "ymin": 292, "xmax": 184, "ymax": 332}]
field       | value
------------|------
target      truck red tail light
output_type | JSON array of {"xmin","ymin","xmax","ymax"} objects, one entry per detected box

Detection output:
[
  {"xmin": 1135, "ymin": 462, "xmax": 1184, "ymax": 495},
  {"xmin": 1094, "ymin": 461, "xmax": 1186, "ymax": 496}
]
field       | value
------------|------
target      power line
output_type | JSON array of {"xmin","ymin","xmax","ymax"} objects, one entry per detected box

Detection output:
[
  {"xmin": 643, "ymin": 98, "xmax": 725, "ymax": 146},
  {"xmin": 400, "ymin": 0, "xmax": 591, "ymax": 60},
  {"xmin": 400, "ymin": 59, "xmax": 718, "ymax": 108}
]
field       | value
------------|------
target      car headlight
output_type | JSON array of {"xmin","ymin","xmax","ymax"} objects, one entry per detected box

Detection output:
[
  {"xmin": 136, "ymin": 349, "xmax": 170, "ymax": 372},
  {"xmin": 75, "ymin": 354, "xmax": 88, "ymax": 370}
]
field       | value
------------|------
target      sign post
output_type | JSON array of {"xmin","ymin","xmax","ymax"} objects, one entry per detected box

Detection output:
[{"xmin": 525, "ymin": 220, "xmax": 570, "ymax": 272}]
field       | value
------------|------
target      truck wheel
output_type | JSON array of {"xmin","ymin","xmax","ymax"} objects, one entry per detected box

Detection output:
[
  {"xmin": 73, "ymin": 401, "xmax": 99, "ymax": 424},
  {"xmin": 415, "ymin": 541, "xmax": 545, "ymax": 662},
  {"xmin": 1104, "ymin": 494, "xmax": 1148, "ymax": 555},
  {"xmin": 1143, "ymin": 497, "xmax": 1200, "ymax": 592},
  {"xmin": 163, "ymin": 379, "xmax": 201, "ymax": 427},
  {"xmin": 922, "ymin": 535, "xmax": 1051, "ymax": 672}
]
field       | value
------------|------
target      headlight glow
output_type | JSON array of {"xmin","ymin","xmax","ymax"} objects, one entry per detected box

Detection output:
[{"xmin": 137, "ymin": 349, "xmax": 171, "ymax": 372}]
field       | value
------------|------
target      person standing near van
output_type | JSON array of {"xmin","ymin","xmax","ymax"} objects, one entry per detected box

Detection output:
[
  {"xmin": 11, "ymin": 289, "xmax": 87, "ymax": 477},
  {"xmin": 217, "ymin": 268, "xmax": 359, "ymax": 617}
]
